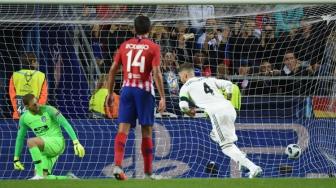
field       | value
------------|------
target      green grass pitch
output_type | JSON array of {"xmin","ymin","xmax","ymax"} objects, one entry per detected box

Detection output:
[{"xmin": 0, "ymin": 178, "xmax": 334, "ymax": 188}]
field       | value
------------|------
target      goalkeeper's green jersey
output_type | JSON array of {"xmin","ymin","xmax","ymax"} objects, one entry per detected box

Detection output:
[{"xmin": 14, "ymin": 105, "xmax": 78, "ymax": 157}]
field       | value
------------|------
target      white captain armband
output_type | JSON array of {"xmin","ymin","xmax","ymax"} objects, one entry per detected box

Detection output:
[{"xmin": 179, "ymin": 101, "xmax": 190, "ymax": 113}]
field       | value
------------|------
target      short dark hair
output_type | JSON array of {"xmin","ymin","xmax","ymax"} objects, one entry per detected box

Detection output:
[
  {"xmin": 285, "ymin": 48, "xmax": 295, "ymax": 56},
  {"xmin": 179, "ymin": 63, "xmax": 194, "ymax": 73},
  {"xmin": 21, "ymin": 52, "xmax": 36, "ymax": 65},
  {"xmin": 23, "ymin": 93, "xmax": 35, "ymax": 106},
  {"xmin": 134, "ymin": 15, "xmax": 151, "ymax": 35}
]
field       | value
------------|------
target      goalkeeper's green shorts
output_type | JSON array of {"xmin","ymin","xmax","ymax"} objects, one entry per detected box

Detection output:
[{"xmin": 39, "ymin": 136, "xmax": 65, "ymax": 173}]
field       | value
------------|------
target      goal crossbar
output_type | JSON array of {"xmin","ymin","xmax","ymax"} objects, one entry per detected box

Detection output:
[{"xmin": 1, "ymin": 0, "xmax": 336, "ymax": 5}]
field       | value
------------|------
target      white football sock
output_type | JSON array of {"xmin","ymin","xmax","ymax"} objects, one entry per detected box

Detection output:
[{"xmin": 221, "ymin": 144, "xmax": 258, "ymax": 171}]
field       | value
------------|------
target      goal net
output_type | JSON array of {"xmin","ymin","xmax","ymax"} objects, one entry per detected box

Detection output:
[{"xmin": 0, "ymin": 3, "xmax": 335, "ymax": 179}]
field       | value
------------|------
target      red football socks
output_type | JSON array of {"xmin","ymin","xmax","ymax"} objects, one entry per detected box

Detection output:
[
  {"xmin": 114, "ymin": 132, "xmax": 127, "ymax": 166},
  {"xmin": 141, "ymin": 137, "xmax": 153, "ymax": 174}
]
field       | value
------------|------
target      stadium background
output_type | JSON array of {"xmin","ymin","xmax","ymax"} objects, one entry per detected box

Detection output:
[{"xmin": 0, "ymin": 3, "xmax": 335, "ymax": 181}]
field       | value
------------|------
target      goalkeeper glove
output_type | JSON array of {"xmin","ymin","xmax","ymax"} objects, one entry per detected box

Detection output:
[
  {"xmin": 73, "ymin": 140, "xmax": 85, "ymax": 158},
  {"xmin": 13, "ymin": 156, "xmax": 24, "ymax": 170}
]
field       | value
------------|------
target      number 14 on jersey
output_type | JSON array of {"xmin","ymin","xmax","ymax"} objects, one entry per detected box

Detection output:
[{"xmin": 126, "ymin": 50, "xmax": 145, "ymax": 73}]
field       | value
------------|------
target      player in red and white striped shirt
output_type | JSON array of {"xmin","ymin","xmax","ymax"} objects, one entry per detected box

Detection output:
[
  {"xmin": 115, "ymin": 36, "xmax": 160, "ymax": 94},
  {"xmin": 107, "ymin": 15, "xmax": 166, "ymax": 180}
]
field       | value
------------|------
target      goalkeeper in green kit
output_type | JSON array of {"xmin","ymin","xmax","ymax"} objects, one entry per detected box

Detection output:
[{"xmin": 13, "ymin": 94, "xmax": 85, "ymax": 180}]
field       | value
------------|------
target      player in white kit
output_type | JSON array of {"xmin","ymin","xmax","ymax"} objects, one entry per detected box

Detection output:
[{"xmin": 178, "ymin": 63, "xmax": 262, "ymax": 178}]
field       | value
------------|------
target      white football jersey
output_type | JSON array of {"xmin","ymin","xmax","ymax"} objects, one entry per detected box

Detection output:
[{"xmin": 179, "ymin": 77, "xmax": 233, "ymax": 111}]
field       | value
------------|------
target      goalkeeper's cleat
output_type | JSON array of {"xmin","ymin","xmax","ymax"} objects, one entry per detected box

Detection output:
[
  {"xmin": 28, "ymin": 175, "xmax": 45, "ymax": 180},
  {"xmin": 248, "ymin": 166, "xmax": 262, "ymax": 178},
  {"xmin": 113, "ymin": 166, "xmax": 127, "ymax": 181},
  {"xmin": 144, "ymin": 173, "xmax": 165, "ymax": 180},
  {"xmin": 66, "ymin": 172, "xmax": 80, "ymax": 179}
]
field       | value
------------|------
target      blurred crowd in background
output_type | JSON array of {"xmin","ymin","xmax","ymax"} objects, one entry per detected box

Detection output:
[
  {"xmin": 0, "ymin": 4, "xmax": 336, "ymax": 118},
  {"xmin": 83, "ymin": 5, "xmax": 335, "ymax": 96}
]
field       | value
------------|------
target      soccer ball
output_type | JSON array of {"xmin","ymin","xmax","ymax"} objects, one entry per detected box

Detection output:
[{"xmin": 285, "ymin": 144, "xmax": 302, "ymax": 159}]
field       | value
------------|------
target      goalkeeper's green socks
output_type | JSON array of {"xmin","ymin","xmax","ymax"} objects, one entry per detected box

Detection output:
[{"xmin": 28, "ymin": 147, "xmax": 44, "ymax": 176}]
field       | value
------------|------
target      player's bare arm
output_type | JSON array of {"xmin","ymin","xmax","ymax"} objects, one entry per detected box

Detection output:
[
  {"xmin": 107, "ymin": 62, "xmax": 120, "ymax": 106},
  {"xmin": 185, "ymin": 108, "xmax": 196, "ymax": 117},
  {"xmin": 179, "ymin": 96, "xmax": 196, "ymax": 117},
  {"xmin": 153, "ymin": 65, "xmax": 166, "ymax": 113}
]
